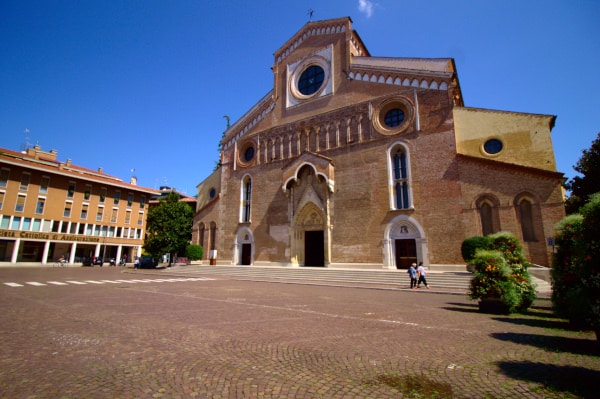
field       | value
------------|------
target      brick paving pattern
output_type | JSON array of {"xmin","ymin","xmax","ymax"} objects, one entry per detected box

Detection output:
[{"xmin": 0, "ymin": 266, "xmax": 597, "ymax": 398}]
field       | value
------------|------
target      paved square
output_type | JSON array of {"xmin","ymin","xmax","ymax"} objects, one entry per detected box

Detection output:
[{"xmin": 0, "ymin": 267, "xmax": 597, "ymax": 398}]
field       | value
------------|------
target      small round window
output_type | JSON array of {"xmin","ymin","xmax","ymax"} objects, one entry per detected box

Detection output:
[
  {"xmin": 209, "ymin": 188, "xmax": 216, "ymax": 200},
  {"xmin": 297, "ymin": 65, "xmax": 325, "ymax": 95},
  {"xmin": 483, "ymin": 139, "xmax": 503, "ymax": 155},
  {"xmin": 243, "ymin": 146, "xmax": 255, "ymax": 162},
  {"xmin": 373, "ymin": 97, "xmax": 413, "ymax": 135},
  {"xmin": 384, "ymin": 109, "xmax": 405, "ymax": 128}
]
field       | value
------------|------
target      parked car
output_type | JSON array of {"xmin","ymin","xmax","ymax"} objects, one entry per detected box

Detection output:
[
  {"xmin": 138, "ymin": 255, "xmax": 158, "ymax": 269},
  {"xmin": 82, "ymin": 256, "xmax": 104, "ymax": 266}
]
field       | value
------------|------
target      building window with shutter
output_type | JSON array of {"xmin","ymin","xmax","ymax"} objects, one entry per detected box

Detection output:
[
  {"xmin": 36, "ymin": 197, "xmax": 45, "ymax": 215},
  {"xmin": 15, "ymin": 194, "xmax": 26, "ymax": 212}
]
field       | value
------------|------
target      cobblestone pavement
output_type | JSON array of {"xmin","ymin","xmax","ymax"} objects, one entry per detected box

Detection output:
[{"xmin": 0, "ymin": 266, "xmax": 598, "ymax": 398}]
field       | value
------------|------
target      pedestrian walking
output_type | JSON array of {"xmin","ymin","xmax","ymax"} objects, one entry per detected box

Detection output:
[
  {"xmin": 407, "ymin": 263, "xmax": 418, "ymax": 289},
  {"xmin": 416, "ymin": 261, "xmax": 430, "ymax": 289}
]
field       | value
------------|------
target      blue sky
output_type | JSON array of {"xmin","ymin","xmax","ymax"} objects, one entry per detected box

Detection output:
[{"xmin": 1, "ymin": 1, "xmax": 598, "ymax": 196}]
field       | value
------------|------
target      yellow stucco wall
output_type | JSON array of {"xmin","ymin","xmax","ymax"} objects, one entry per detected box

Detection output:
[
  {"xmin": 195, "ymin": 168, "xmax": 221, "ymax": 212},
  {"xmin": 453, "ymin": 107, "xmax": 559, "ymax": 172}
]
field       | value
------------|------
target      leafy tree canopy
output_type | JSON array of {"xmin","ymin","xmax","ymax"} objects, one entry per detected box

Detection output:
[
  {"xmin": 565, "ymin": 131, "xmax": 600, "ymax": 214},
  {"xmin": 144, "ymin": 192, "xmax": 193, "ymax": 261}
]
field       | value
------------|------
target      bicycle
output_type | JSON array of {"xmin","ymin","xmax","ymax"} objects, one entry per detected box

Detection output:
[{"xmin": 53, "ymin": 259, "xmax": 68, "ymax": 267}]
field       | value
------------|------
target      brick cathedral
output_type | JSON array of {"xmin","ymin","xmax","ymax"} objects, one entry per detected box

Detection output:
[{"xmin": 192, "ymin": 17, "xmax": 565, "ymax": 270}]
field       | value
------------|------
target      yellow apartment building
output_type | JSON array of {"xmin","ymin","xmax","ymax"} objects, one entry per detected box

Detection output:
[{"xmin": 0, "ymin": 145, "xmax": 159, "ymax": 265}]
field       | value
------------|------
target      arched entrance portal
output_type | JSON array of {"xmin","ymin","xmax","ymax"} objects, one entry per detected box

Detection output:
[
  {"xmin": 292, "ymin": 202, "xmax": 327, "ymax": 267},
  {"xmin": 281, "ymin": 154, "xmax": 334, "ymax": 267},
  {"xmin": 383, "ymin": 215, "xmax": 428, "ymax": 270},
  {"xmin": 233, "ymin": 227, "xmax": 254, "ymax": 265}
]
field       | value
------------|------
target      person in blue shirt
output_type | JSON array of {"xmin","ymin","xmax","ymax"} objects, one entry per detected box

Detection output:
[{"xmin": 407, "ymin": 263, "xmax": 418, "ymax": 289}]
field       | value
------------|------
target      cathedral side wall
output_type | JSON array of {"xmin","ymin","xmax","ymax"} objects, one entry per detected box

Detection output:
[{"xmin": 457, "ymin": 159, "xmax": 565, "ymax": 266}]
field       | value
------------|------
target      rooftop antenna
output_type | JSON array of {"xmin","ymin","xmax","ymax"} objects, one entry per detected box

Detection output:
[
  {"xmin": 21, "ymin": 128, "xmax": 31, "ymax": 152},
  {"xmin": 129, "ymin": 168, "xmax": 137, "ymax": 185}
]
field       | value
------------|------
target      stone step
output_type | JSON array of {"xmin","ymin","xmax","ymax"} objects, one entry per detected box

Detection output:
[{"xmin": 164, "ymin": 265, "xmax": 472, "ymax": 290}]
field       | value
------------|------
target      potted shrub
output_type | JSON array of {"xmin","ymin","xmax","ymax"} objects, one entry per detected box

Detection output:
[
  {"xmin": 468, "ymin": 250, "xmax": 517, "ymax": 314},
  {"xmin": 467, "ymin": 232, "xmax": 537, "ymax": 314}
]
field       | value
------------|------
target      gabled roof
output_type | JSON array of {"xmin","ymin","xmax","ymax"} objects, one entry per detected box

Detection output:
[{"xmin": 220, "ymin": 17, "xmax": 462, "ymax": 155}]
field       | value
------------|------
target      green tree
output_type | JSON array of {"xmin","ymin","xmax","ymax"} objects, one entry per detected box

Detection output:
[
  {"xmin": 565, "ymin": 131, "xmax": 600, "ymax": 214},
  {"xmin": 552, "ymin": 193, "xmax": 600, "ymax": 340},
  {"xmin": 144, "ymin": 192, "xmax": 193, "ymax": 265}
]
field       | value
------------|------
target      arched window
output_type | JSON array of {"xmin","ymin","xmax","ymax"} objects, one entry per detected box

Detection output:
[
  {"xmin": 389, "ymin": 146, "xmax": 410, "ymax": 209},
  {"xmin": 209, "ymin": 222, "xmax": 217, "ymax": 251},
  {"xmin": 476, "ymin": 195, "xmax": 500, "ymax": 236},
  {"xmin": 479, "ymin": 202, "xmax": 494, "ymax": 236},
  {"xmin": 241, "ymin": 176, "xmax": 252, "ymax": 223},
  {"xmin": 518, "ymin": 199, "xmax": 536, "ymax": 242},
  {"xmin": 198, "ymin": 223, "xmax": 205, "ymax": 248}
]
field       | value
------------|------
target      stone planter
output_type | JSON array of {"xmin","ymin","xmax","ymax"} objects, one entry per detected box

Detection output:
[{"xmin": 478, "ymin": 296, "xmax": 510, "ymax": 314}]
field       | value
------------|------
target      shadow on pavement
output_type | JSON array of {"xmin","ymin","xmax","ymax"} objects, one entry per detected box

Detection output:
[
  {"xmin": 492, "ymin": 316, "xmax": 573, "ymax": 330},
  {"xmin": 441, "ymin": 301, "xmax": 479, "ymax": 313},
  {"xmin": 491, "ymin": 332, "xmax": 599, "ymax": 357},
  {"xmin": 496, "ymin": 361, "xmax": 599, "ymax": 399}
]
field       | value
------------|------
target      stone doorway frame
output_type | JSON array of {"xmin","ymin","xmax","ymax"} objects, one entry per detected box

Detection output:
[
  {"xmin": 383, "ymin": 215, "xmax": 428, "ymax": 270},
  {"xmin": 233, "ymin": 226, "xmax": 254, "ymax": 265},
  {"xmin": 290, "ymin": 202, "xmax": 330, "ymax": 266}
]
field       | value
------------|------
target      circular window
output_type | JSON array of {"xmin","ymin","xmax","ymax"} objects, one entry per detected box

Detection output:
[
  {"xmin": 483, "ymin": 139, "xmax": 503, "ymax": 155},
  {"xmin": 297, "ymin": 65, "xmax": 325, "ymax": 96},
  {"xmin": 209, "ymin": 188, "xmax": 216, "ymax": 200},
  {"xmin": 244, "ymin": 146, "xmax": 255, "ymax": 162},
  {"xmin": 384, "ymin": 108, "xmax": 405, "ymax": 128},
  {"xmin": 372, "ymin": 97, "xmax": 413, "ymax": 135},
  {"xmin": 238, "ymin": 141, "xmax": 256, "ymax": 167}
]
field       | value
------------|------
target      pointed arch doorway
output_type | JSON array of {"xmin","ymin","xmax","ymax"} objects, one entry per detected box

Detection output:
[{"xmin": 292, "ymin": 203, "xmax": 328, "ymax": 267}]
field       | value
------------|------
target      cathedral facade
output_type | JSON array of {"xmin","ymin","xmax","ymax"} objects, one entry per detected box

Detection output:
[{"xmin": 192, "ymin": 17, "xmax": 565, "ymax": 269}]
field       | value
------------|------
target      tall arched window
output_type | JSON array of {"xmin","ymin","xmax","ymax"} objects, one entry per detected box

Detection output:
[
  {"xmin": 518, "ymin": 199, "xmax": 536, "ymax": 242},
  {"xmin": 198, "ymin": 223, "xmax": 205, "ymax": 248},
  {"xmin": 479, "ymin": 202, "xmax": 494, "ymax": 236},
  {"xmin": 389, "ymin": 146, "xmax": 411, "ymax": 209},
  {"xmin": 476, "ymin": 195, "xmax": 500, "ymax": 236},
  {"xmin": 209, "ymin": 222, "xmax": 217, "ymax": 251},
  {"xmin": 241, "ymin": 176, "xmax": 252, "ymax": 223}
]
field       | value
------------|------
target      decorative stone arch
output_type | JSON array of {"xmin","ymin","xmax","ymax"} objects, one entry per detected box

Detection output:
[
  {"xmin": 382, "ymin": 215, "xmax": 428, "ymax": 270},
  {"xmin": 233, "ymin": 226, "xmax": 255, "ymax": 265},
  {"xmin": 281, "ymin": 153, "xmax": 335, "ymax": 193}
]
